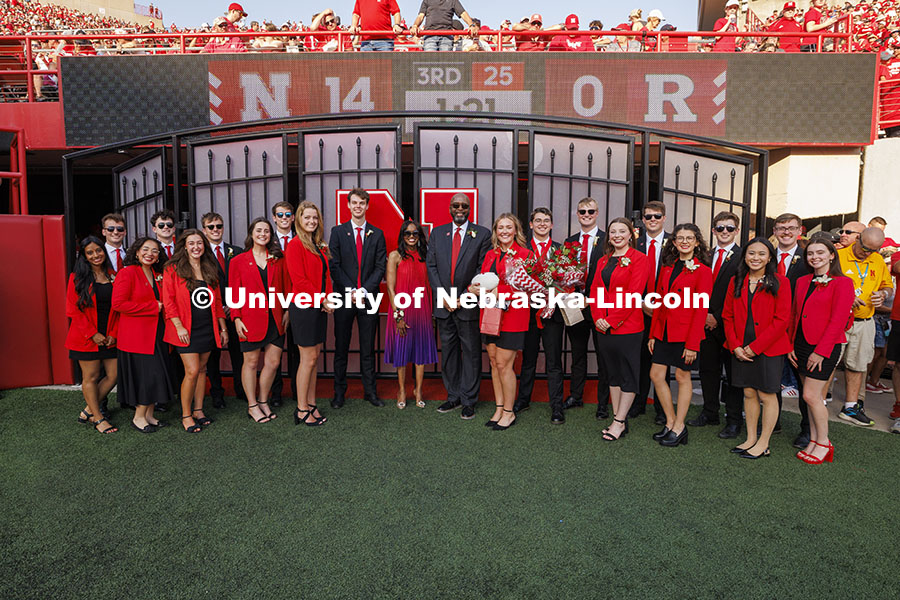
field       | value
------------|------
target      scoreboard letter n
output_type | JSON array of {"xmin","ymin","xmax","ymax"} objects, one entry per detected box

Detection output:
[{"xmin": 240, "ymin": 73, "xmax": 291, "ymax": 121}]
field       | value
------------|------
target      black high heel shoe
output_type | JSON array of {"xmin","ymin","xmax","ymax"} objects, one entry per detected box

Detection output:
[
  {"xmin": 739, "ymin": 447, "xmax": 771, "ymax": 459},
  {"xmin": 258, "ymin": 400, "xmax": 277, "ymax": 420},
  {"xmin": 485, "ymin": 403, "xmax": 503, "ymax": 427},
  {"xmin": 247, "ymin": 403, "xmax": 271, "ymax": 423},
  {"xmin": 652, "ymin": 426, "xmax": 670, "ymax": 441},
  {"xmin": 181, "ymin": 416, "xmax": 202, "ymax": 433},
  {"xmin": 659, "ymin": 427, "xmax": 688, "ymax": 447},
  {"xmin": 294, "ymin": 406, "xmax": 326, "ymax": 427},
  {"xmin": 192, "ymin": 408, "xmax": 213, "ymax": 426},
  {"xmin": 492, "ymin": 409, "xmax": 517, "ymax": 431},
  {"xmin": 730, "ymin": 445, "xmax": 752, "ymax": 454},
  {"xmin": 77, "ymin": 409, "xmax": 93, "ymax": 424},
  {"xmin": 602, "ymin": 417, "xmax": 629, "ymax": 441}
]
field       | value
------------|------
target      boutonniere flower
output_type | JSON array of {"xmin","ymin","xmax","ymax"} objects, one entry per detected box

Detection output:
[
  {"xmin": 469, "ymin": 230, "xmax": 476, "ymax": 239},
  {"xmin": 620, "ymin": 257, "xmax": 631, "ymax": 267},
  {"xmin": 109, "ymin": 273, "xmax": 116, "ymax": 282},
  {"xmin": 813, "ymin": 274, "xmax": 832, "ymax": 288},
  {"xmin": 265, "ymin": 254, "xmax": 275, "ymax": 262},
  {"xmin": 155, "ymin": 274, "xmax": 163, "ymax": 282},
  {"xmin": 227, "ymin": 247, "xmax": 234, "ymax": 258},
  {"xmin": 365, "ymin": 230, "xmax": 372, "ymax": 238},
  {"xmin": 791, "ymin": 255, "xmax": 799, "ymax": 265},
  {"xmin": 685, "ymin": 259, "xmax": 698, "ymax": 272},
  {"xmin": 725, "ymin": 249, "xmax": 734, "ymax": 261}
]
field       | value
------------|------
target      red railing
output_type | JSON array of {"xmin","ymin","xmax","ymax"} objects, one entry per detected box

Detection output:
[
  {"xmin": 0, "ymin": 127, "xmax": 28, "ymax": 213},
  {"xmin": 878, "ymin": 78, "xmax": 900, "ymax": 131}
]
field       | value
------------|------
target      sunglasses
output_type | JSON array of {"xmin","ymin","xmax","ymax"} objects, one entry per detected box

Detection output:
[
  {"xmin": 859, "ymin": 241, "xmax": 879, "ymax": 254},
  {"xmin": 275, "ymin": 211, "xmax": 293, "ymax": 218},
  {"xmin": 403, "ymin": 231, "xmax": 419, "ymax": 238},
  {"xmin": 215, "ymin": 24, "xmax": 227, "ymax": 28},
  {"xmin": 324, "ymin": 19, "xmax": 335, "ymax": 25},
  {"xmin": 643, "ymin": 213, "xmax": 663, "ymax": 220},
  {"xmin": 450, "ymin": 203, "xmax": 469, "ymax": 209},
  {"xmin": 714, "ymin": 225, "xmax": 737, "ymax": 232},
  {"xmin": 105, "ymin": 226, "xmax": 125, "ymax": 233},
  {"xmin": 155, "ymin": 221, "xmax": 174, "ymax": 229},
  {"xmin": 578, "ymin": 209, "xmax": 597, "ymax": 215},
  {"xmin": 839, "ymin": 229, "xmax": 861, "ymax": 236},
  {"xmin": 205, "ymin": 223, "xmax": 224, "ymax": 230}
]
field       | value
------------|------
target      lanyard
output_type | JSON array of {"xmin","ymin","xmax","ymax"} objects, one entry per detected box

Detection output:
[{"xmin": 854, "ymin": 260, "xmax": 869, "ymax": 285}]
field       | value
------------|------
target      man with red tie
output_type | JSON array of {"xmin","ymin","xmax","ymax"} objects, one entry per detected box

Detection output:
[
  {"xmin": 101, "ymin": 213, "xmax": 127, "ymax": 274},
  {"xmin": 633, "ymin": 201, "xmax": 669, "ymax": 423},
  {"xmin": 773, "ymin": 212, "xmax": 811, "ymax": 445},
  {"xmin": 328, "ymin": 189, "xmax": 388, "ymax": 409},
  {"xmin": 270, "ymin": 201, "xmax": 298, "ymax": 408},
  {"xmin": 513, "ymin": 208, "xmax": 566, "ymax": 423},
  {"xmin": 691, "ymin": 211, "xmax": 743, "ymax": 438},
  {"xmin": 201, "ymin": 212, "xmax": 245, "ymax": 409},
  {"xmin": 150, "ymin": 209, "xmax": 176, "ymax": 260},
  {"xmin": 562, "ymin": 198, "xmax": 609, "ymax": 419}
]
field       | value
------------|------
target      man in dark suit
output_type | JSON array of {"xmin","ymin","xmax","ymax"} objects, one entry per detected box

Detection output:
[
  {"xmin": 202, "ymin": 211, "xmax": 245, "ymax": 409},
  {"xmin": 426, "ymin": 192, "xmax": 492, "ymax": 420},
  {"xmin": 773, "ymin": 212, "xmax": 812, "ymax": 447},
  {"xmin": 513, "ymin": 207, "xmax": 566, "ymax": 423},
  {"xmin": 631, "ymin": 200, "xmax": 670, "ymax": 424},
  {"xmin": 562, "ymin": 197, "xmax": 609, "ymax": 419},
  {"xmin": 329, "ymin": 188, "xmax": 388, "ymax": 408},
  {"xmin": 269, "ymin": 201, "xmax": 298, "ymax": 408},
  {"xmin": 690, "ymin": 211, "xmax": 743, "ymax": 438}
]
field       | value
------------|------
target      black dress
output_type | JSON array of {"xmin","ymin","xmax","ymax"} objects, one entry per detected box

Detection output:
[
  {"xmin": 481, "ymin": 250, "xmax": 525, "ymax": 352},
  {"xmin": 731, "ymin": 286, "xmax": 784, "ymax": 393},
  {"xmin": 651, "ymin": 260, "xmax": 694, "ymax": 371},
  {"xmin": 594, "ymin": 256, "xmax": 642, "ymax": 393},
  {"xmin": 117, "ymin": 280, "xmax": 174, "ymax": 407},
  {"xmin": 290, "ymin": 248, "xmax": 328, "ymax": 347},
  {"xmin": 69, "ymin": 281, "xmax": 117, "ymax": 361},
  {"xmin": 794, "ymin": 283, "xmax": 844, "ymax": 381},
  {"xmin": 240, "ymin": 264, "xmax": 286, "ymax": 352},
  {"xmin": 178, "ymin": 280, "xmax": 217, "ymax": 354}
]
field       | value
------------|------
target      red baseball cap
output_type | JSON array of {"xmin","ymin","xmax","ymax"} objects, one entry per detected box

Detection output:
[
  {"xmin": 530, "ymin": 13, "xmax": 543, "ymax": 24},
  {"xmin": 565, "ymin": 14, "xmax": 580, "ymax": 30},
  {"xmin": 227, "ymin": 3, "xmax": 247, "ymax": 17},
  {"xmin": 783, "ymin": 1, "xmax": 797, "ymax": 10}
]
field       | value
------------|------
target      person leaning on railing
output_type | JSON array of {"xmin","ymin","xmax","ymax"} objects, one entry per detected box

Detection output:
[{"xmin": 713, "ymin": 0, "xmax": 746, "ymax": 52}]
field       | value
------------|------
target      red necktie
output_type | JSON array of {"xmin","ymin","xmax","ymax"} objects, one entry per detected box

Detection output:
[
  {"xmin": 581, "ymin": 233, "xmax": 590, "ymax": 263},
  {"xmin": 713, "ymin": 248, "xmax": 724, "ymax": 279},
  {"xmin": 356, "ymin": 227, "xmax": 364, "ymax": 288},
  {"xmin": 451, "ymin": 227, "xmax": 462, "ymax": 285},
  {"xmin": 216, "ymin": 246, "xmax": 226, "ymax": 271},
  {"xmin": 777, "ymin": 253, "xmax": 788, "ymax": 276},
  {"xmin": 165, "ymin": 245, "xmax": 172, "ymax": 259},
  {"xmin": 115, "ymin": 248, "xmax": 123, "ymax": 272},
  {"xmin": 648, "ymin": 239, "xmax": 657, "ymax": 284},
  {"xmin": 282, "ymin": 236, "xmax": 288, "ymax": 250},
  {"xmin": 539, "ymin": 241, "xmax": 547, "ymax": 259}
]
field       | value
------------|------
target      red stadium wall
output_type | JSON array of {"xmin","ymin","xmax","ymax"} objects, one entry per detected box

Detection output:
[
  {"xmin": 0, "ymin": 103, "xmax": 66, "ymax": 149},
  {"xmin": 0, "ymin": 215, "xmax": 72, "ymax": 388}
]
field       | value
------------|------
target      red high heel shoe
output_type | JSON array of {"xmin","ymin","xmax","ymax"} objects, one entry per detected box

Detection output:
[{"xmin": 799, "ymin": 440, "xmax": 833, "ymax": 464}]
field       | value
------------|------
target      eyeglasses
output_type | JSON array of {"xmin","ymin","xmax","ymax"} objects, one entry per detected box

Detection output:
[
  {"xmin": 105, "ymin": 226, "xmax": 125, "ymax": 233},
  {"xmin": 205, "ymin": 223, "xmax": 224, "ymax": 230},
  {"xmin": 275, "ymin": 211, "xmax": 293, "ymax": 218},
  {"xmin": 715, "ymin": 225, "xmax": 737, "ymax": 232},
  {"xmin": 643, "ymin": 213, "xmax": 664, "ymax": 220},
  {"xmin": 773, "ymin": 225, "xmax": 800, "ymax": 233},
  {"xmin": 859, "ymin": 241, "xmax": 879, "ymax": 254},
  {"xmin": 839, "ymin": 229, "xmax": 861, "ymax": 236},
  {"xmin": 155, "ymin": 221, "xmax": 174, "ymax": 229},
  {"xmin": 403, "ymin": 231, "xmax": 419, "ymax": 238},
  {"xmin": 141, "ymin": 248, "xmax": 160, "ymax": 255},
  {"xmin": 450, "ymin": 202, "xmax": 469, "ymax": 209},
  {"xmin": 675, "ymin": 236, "xmax": 696, "ymax": 243},
  {"xmin": 578, "ymin": 209, "xmax": 597, "ymax": 215}
]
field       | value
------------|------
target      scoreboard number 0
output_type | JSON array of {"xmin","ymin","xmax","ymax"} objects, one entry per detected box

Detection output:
[{"xmin": 324, "ymin": 77, "xmax": 376, "ymax": 112}]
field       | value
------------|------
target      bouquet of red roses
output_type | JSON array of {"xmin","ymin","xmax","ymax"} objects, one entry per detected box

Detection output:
[{"xmin": 503, "ymin": 241, "xmax": 587, "ymax": 322}]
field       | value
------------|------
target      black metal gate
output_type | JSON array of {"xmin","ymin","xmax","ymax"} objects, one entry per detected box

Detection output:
[{"xmin": 112, "ymin": 148, "xmax": 166, "ymax": 242}]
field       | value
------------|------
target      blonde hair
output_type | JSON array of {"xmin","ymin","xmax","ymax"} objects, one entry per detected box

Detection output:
[
  {"xmin": 491, "ymin": 213, "xmax": 527, "ymax": 249},
  {"xmin": 294, "ymin": 201, "xmax": 329, "ymax": 257}
]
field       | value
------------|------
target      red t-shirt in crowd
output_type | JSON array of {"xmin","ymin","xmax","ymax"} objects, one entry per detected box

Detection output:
[
  {"xmin": 891, "ymin": 252, "xmax": 900, "ymax": 321},
  {"xmin": 352, "ymin": 0, "xmax": 400, "ymax": 39},
  {"xmin": 769, "ymin": 17, "xmax": 803, "ymax": 52},
  {"xmin": 547, "ymin": 34, "xmax": 595, "ymax": 51},
  {"xmin": 713, "ymin": 17, "xmax": 738, "ymax": 52}
]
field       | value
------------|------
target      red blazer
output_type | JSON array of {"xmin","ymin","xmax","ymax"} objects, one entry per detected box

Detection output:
[
  {"xmin": 161, "ymin": 265, "xmax": 226, "ymax": 348},
  {"xmin": 722, "ymin": 274, "xmax": 792, "ymax": 357},
  {"xmin": 479, "ymin": 243, "xmax": 533, "ymax": 333},
  {"xmin": 111, "ymin": 265, "xmax": 162, "ymax": 355},
  {"xmin": 590, "ymin": 247, "xmax": 649, "ymax": 335},
  {"xmin": 286, "ymin": 237, "xmax": 333, "ymax": 296},
  {"xmin": 229, "ymin": 252, "xmax": 290, "ymax": 342},
  {"xmin": 649, "ymin": 260, "xmax": 713, "ymax": 352},
  {"xmin": 65, "ymin": 273, "xmax": 120, "ymax": 352},
  {"xmin": 789, "ymin": 274, "xmax": 855, "ymax": 358}
]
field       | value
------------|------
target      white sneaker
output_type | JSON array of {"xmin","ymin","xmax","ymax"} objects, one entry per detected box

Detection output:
[
  {"xmin": 892, "ymin": 419, "xmax": 900, "ymax": 434},
  {"xmin": 782, "ymin": 386, "xmax": 799, "ymax": 399}
]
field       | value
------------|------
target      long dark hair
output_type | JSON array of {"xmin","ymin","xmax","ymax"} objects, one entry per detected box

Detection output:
[
  {"xmin": 660, "ymin": 223, "xmax": 710, "ymax": 267},
  {"xmin": 604, "ymin": 217, "xmax": 637, "ymax": 256},
  {"xmin": 397, "ymin": 219, "xmax": 427, "ymax": 262},
  {"xmin": 73, "ymin": 235, "xmax": 112, "ymax": 310},
  {"xmin": 803, "ymin": 236, "xmax": 846, "ymax": 279},
  {"xmin": 169, "ymin": 229, "xmax": 219, "ymax": 291},
  {"xmin": 733, "ymin": 237, "xmax": 780, "ymax": 297},
  {"xmin": 123, "ymin": 237, "xmax": 165, "ymax": 275},
  {"xmin": 243, "ymin": 217, "xmax": 283, "ymax": 258}
]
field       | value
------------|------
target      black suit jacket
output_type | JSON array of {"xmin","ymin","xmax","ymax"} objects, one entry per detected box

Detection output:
[
  {"xmin": 328, "ymin": 221, "xmax": 387, "ymax": 294},
  {"xmin": 426, "ymin": 221, "xmax": 492, "ymax": 321},
  {"xmin": 784, "ymin": 248, "xmax": 811, "ymax": 288},
  {"xmin": 709, "ymin": 244, "xmax": 741, "ymax": 324},
  {"xmin": 636, "ymin": 231, "xmax": 670, "ymax": 292},
  {"xmin": 525, "ymin": 234, "xmax": 564, "ymax": 324},
  {"xmin": 564, "ymin": 228, "xmax": 607, "ymax": 290},
  {"xmin": 212, "ymin": 242, "xmax": 242, "ymax": 297}
]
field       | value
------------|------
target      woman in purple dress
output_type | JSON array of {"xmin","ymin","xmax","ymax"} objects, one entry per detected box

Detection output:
[{"xmin": 385, "ymin": 220, "xmax": 438, "ymax": 409}]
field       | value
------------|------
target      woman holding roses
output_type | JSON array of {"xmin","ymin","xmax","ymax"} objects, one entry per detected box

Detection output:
[
  {"xmin": 590, "ymin": 217, "xmax": 649, "ymax": 441},
  {"xmin": 229, "ymin": 218, "xmax": 289, "ymax": 424},
  {"xmin": 722, "ymin": 238, "xmax": 791, "ymax": 459},
  {"xmin": 788, "ymin": 237, "xmax": 854, "ymax": 463}
]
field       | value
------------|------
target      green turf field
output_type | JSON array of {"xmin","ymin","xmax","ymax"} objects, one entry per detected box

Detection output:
[{"xmin": 0, "ymin": 388, "xmax": 893, "ymax": 599}]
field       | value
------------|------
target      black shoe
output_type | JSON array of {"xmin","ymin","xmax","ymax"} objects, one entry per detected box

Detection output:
[
  {"xmin": 596, "ymin": 404, "xmax": 609, "ymax": 420},
  {"xmin": 331, "ymin": 396, "xmax": 345, "ymax": 409},
  {"xmin": 485, "ymin": 404, "xmax": 503, "ymax": 427},
  {"xmin": 718, "ymin": 424, "xmax": 741, "ymax": 439},
  {"xmin": 551, "ymin": 406, "xmax": 565, "ymax": 424},
  {"xmin": 652, "ymin": 426, "xmax": 670, "ymax": 441},
  {"xmin": 602, "ymin": 418, "xmax": 629, "ymax": 441},
  {"xmin": 739, "ymin": 447, "xmax": 771, "ymax": 459},
  {"xmin": 687, "ymin": 413, "xmax": 720, "ymax": 427},
  {"xmin": 271, "ymin": 398, "xmax": 282, "ymax": 408},
  {"xmin": 366, "ymin": 396, "xmax": 385, "ymax": 408},
  {"xmin": 793, "ymin": 432, "xmax": 811, "ymax": 449},
  {"xmin": 562, "ymin": 396, "xmax": 583, "ymax": 410},
  {"xmin": 131, "ymin": 422, "xmax": 157, "ymax": 434},
  {"xmin": 436, "ymin": 399, "xmax": 461, "ymax": 413},
  {"xmin": 492, "ymin": 409, "xmax": 517, "ymax": 430},
  {"xmin": 212, "ymin": 398, "xmax": 226, "ymax": 409},
  {"xmin": 730, "ymin": 445, "xmax": 749, "ymax": 454},
  {"xmin": 513, "ymin": 400, "xmax": 531, "ymax": 414},
  {"xmin": 156, "ymin": 403, "xmax": 169, "ymax": 413},
  {"xmin": 654, "ymin": 413, "xmax": 666, "ymax": 425},
  {"xmin": 659, "ymin": 427, "xmax": 688, "ymax": 447},
  {"xmin": 461, "ymin": 405, "xmax": 476, "ymax": 420}
]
